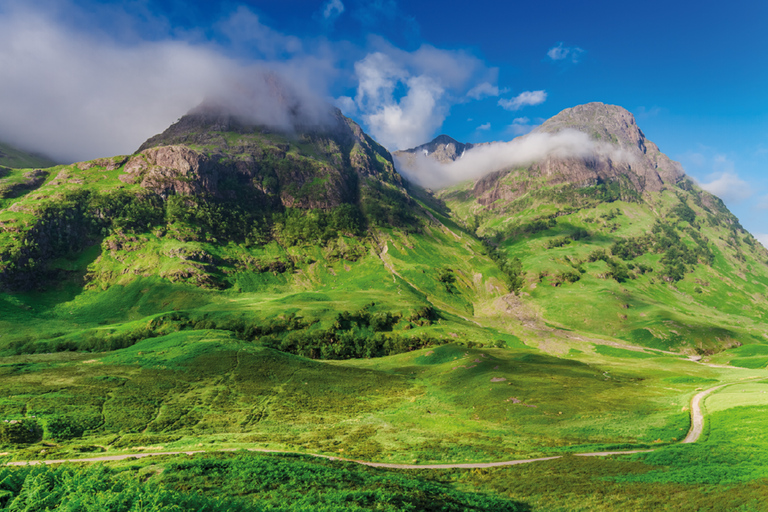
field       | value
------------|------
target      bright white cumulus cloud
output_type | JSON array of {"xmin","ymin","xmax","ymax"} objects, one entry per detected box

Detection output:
[
  {"xmin": 498, "ymin": 90, "xmax": 547, "ymax": 111},
  {"xmin": 342, "ymin": 40, "xmax": 498, "ymax": 150}
]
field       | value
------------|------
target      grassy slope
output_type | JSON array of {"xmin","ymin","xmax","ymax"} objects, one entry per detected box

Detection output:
[
  {"xmin": 438, "ymin": 177, "xmax": 768, "ymax": 356},
  {"xmin": 0, "ymin": 141, "xmax": 56, "ymax": 169}
]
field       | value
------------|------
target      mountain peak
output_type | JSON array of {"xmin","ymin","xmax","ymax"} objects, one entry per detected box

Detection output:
[
  {"xmin": 393, "ymin": 134, "xmax": 475, "ymax": 165},
  {"xmin": 534, "ymin": 102, "xmax": 646, "ymax": 154}
]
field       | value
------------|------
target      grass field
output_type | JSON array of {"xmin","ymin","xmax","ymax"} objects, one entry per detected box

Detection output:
[{"xmin": 2, "ymin": 379, "xmax": 767, "ymax": 511}]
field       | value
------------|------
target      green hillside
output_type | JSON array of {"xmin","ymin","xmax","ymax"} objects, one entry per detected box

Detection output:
[
  {"xmin": 436, "ymin": 104, "xmax": 768, "ymax": 354},
  {"xmin": 0, "ymin": 141, "xmax": 56, "ymax": 169},
  {"xmin": 1, "ymin": 101, "xmax": 767, "ymax": 510}
]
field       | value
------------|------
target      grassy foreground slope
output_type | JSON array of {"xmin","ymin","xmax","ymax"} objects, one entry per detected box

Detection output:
[{"xmin": 2, "ymin": 379, "xmax": 768, "ymax": 511}]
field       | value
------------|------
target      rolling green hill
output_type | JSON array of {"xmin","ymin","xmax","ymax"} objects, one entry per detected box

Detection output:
[{"xmin": 0, "ymin": 100, "xmax": 767, "ymax": 510}]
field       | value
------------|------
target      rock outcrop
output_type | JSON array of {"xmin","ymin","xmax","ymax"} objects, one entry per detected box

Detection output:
[
  {"xmin": 393, "ymin": 135, "xmax": 475, "ymax": 166},
  {"xmin": 125, "ymin": 104, "xmax": 404, "ymax": 210}
]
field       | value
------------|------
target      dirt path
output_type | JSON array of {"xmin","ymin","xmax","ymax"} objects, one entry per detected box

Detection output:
[
  {"xmin": 681, "ymin": 384, "xmax": 727, "ymax": 443},
  {"xmin": 3, "ymin": 383, "xmax": 733, "ymax": 469},
  {"xmin": 5, "ymin": 449, "xmax": 652, "ymax": 469}
]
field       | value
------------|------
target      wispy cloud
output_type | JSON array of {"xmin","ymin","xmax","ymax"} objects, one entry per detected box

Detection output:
[
  {"xmin": 692, "ymin": 154, "xmax": 752, "ymax": 202},
  {"xmin": 467, "ymin": 81, "xmax": 505, "ymax": 100},
  {"xmin": 498, "ymin": 90, "xmax": 547, "ymax": 111},
  {"xmin": 322, "ymin": 0, "xmax": 345, "ymax": 20},
  {"xmin": 476, "ymin": 122, "xmax": 491, "ymax": 131},
  {"xmin": 508, "ymin": 117, "xmax": 537, "ymax": 135},
  {"xmin": 697, "ymin": 171, "xmax": 752, "ymax": 202},
  {"xmin": 547, "ymin": 43, "xmax": 585, "ymax": 64},
  {"xmin": 217, "ymin": 7, "xmax": 303, "ymax": 58},
  {"xmin": 395, "ymin": 129, "xmax": 635, "ymax": 189}
]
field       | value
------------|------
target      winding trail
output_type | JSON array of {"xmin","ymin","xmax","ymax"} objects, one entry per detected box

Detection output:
[
  {"xmin": 681, "ymin": 384, "xmax": 727, "ymax": 444},
  {"xmin": 1, "ymin": 383, "xmax": 736, "ymax": 469}
]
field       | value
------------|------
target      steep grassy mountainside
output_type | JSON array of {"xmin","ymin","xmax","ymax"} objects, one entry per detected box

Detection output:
[
  {"xmin": 0, "ymin": 141, "xmax": 56, "ymax": 169},
  {"xmin": 435, "ymin": 103, "xmax": 768, "ymax": 353},
  {"xmin": 0, "ymin": 101, "xmax": 509, "ymax": 359}
]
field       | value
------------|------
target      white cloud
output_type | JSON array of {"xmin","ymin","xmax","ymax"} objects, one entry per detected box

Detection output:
[
  {"xmin": 693, "ymin": 154, "xmax": 754, "ymax": 203},
  {"xmin": 349, "ymin": 41, "xmax": 495, "ymax": 149},
  {"xmin": 755, "ymin": 234, "xmax": 768, "ymax": 249},
  {"xmin": 498, "ymin": 90, "xmax": 547, "ymax": 111},
  {"xmin": 217, "ymin": 6, "xmax": 303, "ymax": 58},
  {"xmin": 322, "ymin": 0, "xmax": 345, "ymax": 20},
  {"xmin": 467, "ymin": 82, "xmax": 502, "ymax": 100},
  {"xmin": 476, "ymin": 122, "xmax": 491, "ymax": 131},
  {"xmin": 508, "ymin": 117, "xmax": 536, "ymax": 135},
  {"xmin": 547, "ymin": 43, "xmax": 585, "ymax": 63},
  {"xmin": 395, "ymin": 129, "xmax": 636, "ymax": 189},
  {"xmin": 335, "ymin": 95, "xmax": 358, "ymax": 116},
  {"xmin": 0, "ymin": 1, "xmax": 498, "ymax": 160},
  {"xmin": 0, "ymin": 3, "xmax": 343, "ymax": 163},
  {"xmin": 698, "ymin": 171, "xmax": 752, "ymax": 202}
]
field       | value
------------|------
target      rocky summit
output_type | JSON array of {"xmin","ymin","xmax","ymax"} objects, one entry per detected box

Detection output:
[
  {"xmin": 393, "ymin": 134, "xmax": 476, "ymax": 165},
  {"xmin": 129, "ymin": 103, "xmax": 404, "ymax": 210},
  {"xmin": 468, "ymin": 103, "xmax": 688, "ymax": 207}
]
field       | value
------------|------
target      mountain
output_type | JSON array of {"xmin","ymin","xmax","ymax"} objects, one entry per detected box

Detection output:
[
  {"xmin": 0, "ymin": 99, "xmax": 506, "ymax": 351},
  {"xmin": 428, "ymin": 102, "xmax": 768, "ymax": 353},
  {"xmin": 0, "ymin": 140, "xmax": 56, "ymax": 169},
  {"xmin": 3, "ymin": 99, "xmax": 768, "ymax": 510},
  {"xmin": 393, "ymin": 134, "xmax": 476, "ymax": 165}
]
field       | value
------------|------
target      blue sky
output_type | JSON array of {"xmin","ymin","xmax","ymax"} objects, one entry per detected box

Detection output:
[{"xmin": 0, "ymin": 0, "xmax": 765, "ymax": 242}]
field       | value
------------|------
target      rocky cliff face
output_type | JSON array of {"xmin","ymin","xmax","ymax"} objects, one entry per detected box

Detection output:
[
  {"xmin": 531, "ymin": 102, "xmax": 685, "ymax": 190},
  {"xmin": 128, "ymin": 105, "xmax": 404, "ymax": 210}
]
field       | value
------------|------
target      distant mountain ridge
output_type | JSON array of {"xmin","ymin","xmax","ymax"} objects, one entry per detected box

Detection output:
[
  {"xmin": 0, "ymin": 141, "xmax": 56, "ymax": 169},
  {"xmin": 392, "ymin": 134, "xmax": 476, "ymax": 165}
]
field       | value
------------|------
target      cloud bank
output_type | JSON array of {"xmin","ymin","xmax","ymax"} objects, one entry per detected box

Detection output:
[
  {"xmin": 394, "ymin": 129, "xmax": 635, "ymax": 189},
  {"xmin": 0, "ymin": 3, "xmax": 342, "ymax": 163},
  {"xmin": 0, "ymin": 1, "xmax": 507, "ymax": 161}
]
